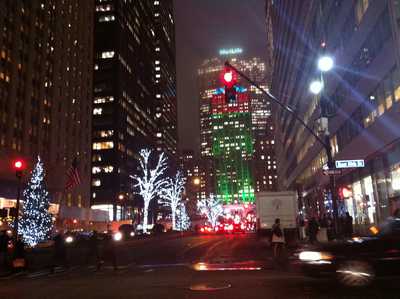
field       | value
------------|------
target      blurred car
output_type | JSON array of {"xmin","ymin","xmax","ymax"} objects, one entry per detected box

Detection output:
[
  {"xmin": 118, "ymin": 224, "xmax": 136, "ymax": 240},
  {"xmin": 292, "ymin": 217, "xmax": 400, "ymax": 287},
  {"xmin": 199, "ymin": 225, "xmax": 214, "ymax": 234},
  {"xmin": 214, "ymin": 223, "xmax": 225, "ymax": 234}
]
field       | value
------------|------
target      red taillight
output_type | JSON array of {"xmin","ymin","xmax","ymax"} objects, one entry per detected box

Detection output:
[{"xmin": 200, "ymin": 227, "xmax": 205, "ymax": 232}]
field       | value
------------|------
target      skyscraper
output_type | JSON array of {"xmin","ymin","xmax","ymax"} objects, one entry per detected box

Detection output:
[
  {"xmin": 198, "ymin": 49, "xmax": 277, "ymax": 202},
  {"xmin": 0, "ymin": 0, "xmax": 93, "ymax": 210},
  {"xmin": 91, "ymin": 0, "xmax": 176, "ymax": 220}
]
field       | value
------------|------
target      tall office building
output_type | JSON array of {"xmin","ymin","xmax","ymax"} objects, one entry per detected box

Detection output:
[
  {"xmin": 91, "ymin": 0, "xmax": 176, "ymax": 220},
  {"xmin": 0, "ymin": 1, "xmax": 93, "ymax": 210},
  {"xmin": 269, "ymin": 0, "xmax": 400, "ymax": 226},
  {"xmin": 153, "ymin": 0, "xmax": 177, "ymax": 157},
  {"xmin": 198, "ymin": 49, "xmax": 277, "ymax": 202}
]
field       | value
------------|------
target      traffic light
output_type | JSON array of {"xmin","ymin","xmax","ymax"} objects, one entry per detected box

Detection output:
[
  {"xmin": 338, "ymin": 186, "xmax": 352, "ymax": 199},
  {"xmin": 13, "ymin": 159, "xmax": 25, "ymax": 178},
  {"xmin": 221, "ymin": 68, "xmax": 237, "ymax": 104}
]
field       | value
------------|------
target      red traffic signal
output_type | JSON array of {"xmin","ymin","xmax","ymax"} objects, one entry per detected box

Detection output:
[
  {"xmin": 339, "ymin": 186, "xmax": 352, "ymax": 199},
  {"xmin": 13, "ymin": 159, "xmax": 25, "ymax": 170},
  {"xmin": 221, "ymin": 68, "xmax": 237, "ymax": 87}
]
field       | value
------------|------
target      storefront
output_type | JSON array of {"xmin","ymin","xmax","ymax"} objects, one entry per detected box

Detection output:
[{"xmin": 337, "ymin": 139, "xmax": 400, "ymax": 226}]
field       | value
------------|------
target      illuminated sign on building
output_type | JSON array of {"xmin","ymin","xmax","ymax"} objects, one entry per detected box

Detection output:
[{"xmin": 219, "ymin": 48, "xmax": 243, "ymax": 56}]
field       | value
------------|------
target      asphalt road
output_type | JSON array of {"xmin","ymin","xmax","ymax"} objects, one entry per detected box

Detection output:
[{"xmin": 1, "ymin": 234, "xmax": 400, "ymax": 299}]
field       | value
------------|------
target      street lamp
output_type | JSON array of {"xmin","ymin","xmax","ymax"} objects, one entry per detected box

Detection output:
[
  {"xmin": 317, "ymin": 56, "xmax": 334, "ymax": 72},
  {"xmin": 309, "ymin": 56, "xmax": 339, "ymax": 235},
  {"xmin": 309, "ymin": 80, "xmax": 324, "ymax": 95}
]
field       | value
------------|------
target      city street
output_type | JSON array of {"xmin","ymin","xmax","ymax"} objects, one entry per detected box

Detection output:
[{"xmin": 1, "ymin": 234, "xmax": 400, "ymax": 299}]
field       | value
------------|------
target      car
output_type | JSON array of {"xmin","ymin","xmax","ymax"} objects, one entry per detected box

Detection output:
[
  {"xmin": 199, "ymin": 225, "xmax": 214, "ymax": 234},
  {"xmin": 292, "ymin": 217, "xmax": 400, "ymax": 287},
  {"xmin": 118, "ymin": 224, "xmax": 136, "ymax": 240}
]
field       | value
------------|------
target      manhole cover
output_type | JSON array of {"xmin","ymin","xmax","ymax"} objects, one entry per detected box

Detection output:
[{"xmin": 189, "ymin": 282, "xmax": 231, "ymax": 291}]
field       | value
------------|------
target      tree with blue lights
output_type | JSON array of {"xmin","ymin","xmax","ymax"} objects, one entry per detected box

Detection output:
[
  {"xmin": 19, "ymin": 156, "xmax": 53, "ymax": 247},
  {"xmin": 176, "ymin": 202, "xmax": 191, "ymax": 231}
]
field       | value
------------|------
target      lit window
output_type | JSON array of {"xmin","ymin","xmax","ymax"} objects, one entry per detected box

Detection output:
[
  {"xmin": 92, "ymin": 167, "xmax": 101, "ymax": 174},
  {"xmin": 94, "ymin": 96, "xmax": 114, "ymax": 104},
  {"xmin": 94, "ymin": 130, "xmax": 114, "ymax": 138},
  {"xmin": 156, "ymin": 132, "xmax": 162, "ymax": 138},
  {"xmin": 92, "ymin": 179, "xmax": 101, "ymax": 187},
  {"xmin": 93, "ymin": 108, "xmax": 102, "ymax": 115},
  {"xmin": 96, "ymin": 4, "xmax": 113, "ymax": 11},
  {"xmin": 155, "ymin": 60, "xmax": 160, "ymax": 65},
  {"xmin": 154, "ymin": 1, "xmax": 159, "ymax": 5},
  {"xmin": 156, "ymin": 94, "xmax": 161, "ymax": 98},
  {"xmin": 92, "ymin": 141, "xmax": 114, "ymax": 150},
  {"xmin": 94, "ymin": 64, "xmax": 99, "ymax": 70},
  {"xmin": 99, "ymin": 15, "xmax": 115, "ymax": 22},
  {"xmin": 155, "ymin": 47, "xmax": 160, "ymax": 52},
  {"xmin": 154, "ymin": 13, "xmax": 160, "ymax": 17},
  {"xmin": 155, "ymin": 74, "xmax": 161, "ymax": 78},
  {"xmin": 155, "ymin": 67, "xmax": 160, "ymax": 71},
  {"xmin": 101, "ymin": 51, "xmax": 115, "ymax": 59}
]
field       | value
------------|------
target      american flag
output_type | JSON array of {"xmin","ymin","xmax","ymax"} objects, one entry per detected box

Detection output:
[{"xmin": 65, "ymin": 158, "xmax": 81, "ymax": 190}]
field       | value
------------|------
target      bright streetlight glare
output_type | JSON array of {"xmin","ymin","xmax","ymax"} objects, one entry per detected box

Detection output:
[
  {"xmin": 318, "ymin": 56, "xmax": 334, "ymax": 72},
  {"xmin": 309, "ymin": 80, "xmax": 324, "ymax": 94},
  {"xmin": 223, "ymin": 71, "xmax": 233, "ymax": 83}
]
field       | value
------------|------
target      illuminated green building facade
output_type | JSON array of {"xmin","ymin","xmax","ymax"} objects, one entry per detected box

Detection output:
[{"xmin": 211, "ymin": 90, "xmax": 255, "ymax": 203}]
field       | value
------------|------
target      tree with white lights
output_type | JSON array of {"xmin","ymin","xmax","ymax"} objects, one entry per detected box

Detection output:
[
  {"xmin": 132, "ymin": 149, "xmax": 168, "ymax": 233},
  {"xmin": 19, "ymin": 156, "xmax": 53, "ymax": 247},
  {"xmin": 160, "ymin": 171, "xmax": 186, "ymax": 230},
  {"xmin": 197, "ymin": 194, "xmax": 223, "ymax": 228},
  {"xmin": 176, "ymin": 202, "xmax": 191, "ymax": 231}
]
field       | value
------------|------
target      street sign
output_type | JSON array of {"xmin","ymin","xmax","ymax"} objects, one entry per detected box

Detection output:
[
  {"xmin": 323, "ymin": 169, "xmax": 342, "ymax": 176},
  {"xmin": 335, "ymin": 159, "xmax": 365, "ymax": 169}
]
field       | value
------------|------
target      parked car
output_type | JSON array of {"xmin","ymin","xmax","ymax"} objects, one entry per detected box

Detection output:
[{"xmin": 292, "ymin": 217, "xmax": 400, "ymax": 287}]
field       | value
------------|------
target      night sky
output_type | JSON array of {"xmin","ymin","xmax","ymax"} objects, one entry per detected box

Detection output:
[{"xmin": 174, "ymin": 0, "xmax": 268, "ymax": 155}]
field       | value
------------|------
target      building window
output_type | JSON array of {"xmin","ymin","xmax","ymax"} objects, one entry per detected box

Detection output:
[
  {"xmin": 92, "ymin": 141, "xmax": 114, "ymax": 150},
  {"xmin": 101, "ymin": 51, "xmax": 115, "ymax": 59},
  {"xmin": 96, "ymin": 4, "xmax": 113, "ymax": 11},
  {"xmin": 94, "ymin": 130, "xmax": 114, "ymax": 138},
  {"xmin": 92, "ymin": 179, "xmax": 101, "ymax": 187},
  {"xmin": 93, "ymin": 108, "xmax": 102, "ymax": 115},
  {"xmin": 94, "ymin": 96, "xmax": 114, "ymax": 104},
  {"xmin": 99, "ymin": 15, "xmax": 115, "ymax": 22}
]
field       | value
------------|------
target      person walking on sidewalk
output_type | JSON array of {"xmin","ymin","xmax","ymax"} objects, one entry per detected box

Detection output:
[
  {"xmin": 344, "ymin": 212, "xmax": 353, "ymax": 238},
  {"xmin": 87, "ymin": 230, "xmax": 100, "ymax": 269},
  {"xmin": 0, "ymin": 230, "xmax": 10, "ymax": 270},
  {"xmin": 271, "ymin": 218, "xmax": 285, "ymax": 262},
  {"xmin": 308, "ymin": 217, "xmax": 319, "ymax": 244},
  {"xmin": 52, "ymin": 232, "xmax": 69, "ymax": 272},
  {"xmin": 98, "ymin": 234, "xmax": 117, "ymax": 271}
]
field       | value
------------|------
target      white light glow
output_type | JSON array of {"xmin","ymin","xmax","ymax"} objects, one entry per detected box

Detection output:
[
  {"xmin": 309, "ymin": 80, "xmax": 324, "ymax": 95},
  {"xmin": 318, "ymin": 56, "xmax": 334, "ymax": 72}
]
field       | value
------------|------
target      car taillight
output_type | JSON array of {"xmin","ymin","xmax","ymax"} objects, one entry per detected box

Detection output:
[{"xmin": 200, "ymin": 227, "xmax": 205, "ymax": 232}]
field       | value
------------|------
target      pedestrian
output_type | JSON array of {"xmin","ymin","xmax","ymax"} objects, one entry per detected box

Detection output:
[
  {"xmin": 307, "ymin": 217, "xmax": 319, "ymax": 244},
  {"xmin": 0, "ymin": 230, "xmax": 10, "ymax": 270},
  {"xmin": 52, "ymin": 232, "xmax": 68, "ymax": 272},
  {"xmin": 271, "ymin": 218, "xmax": 285, "ymax": 262},
  {"xmin": 12, "ymin": 236, "xmax": 26, "ymax": 272},
  {"xmin": 98, "ymin": 234, "xmax": 117, "ymax": 271},
  {"xmin": 87, "ymin": 230, "xmax": 100, "ymax": 269},
  {"xmin": 344, "ymin": 212, "xmax": 353, "ymax": 238}
]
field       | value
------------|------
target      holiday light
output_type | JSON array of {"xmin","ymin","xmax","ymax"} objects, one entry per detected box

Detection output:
[
  {"xmin": 197, "ymin": 194, "xmax": 224, "ymax": 228},
  {"xmin": 160, "ymin": 171, "xmax": 186, "ymax": 230},
  {"xmin": 19, "ymin": 156, "xmax": 53, "ymax": 247},
  {"xmin": 132, "ymin": 149, "xmax": 168, "ymax": 234}
]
